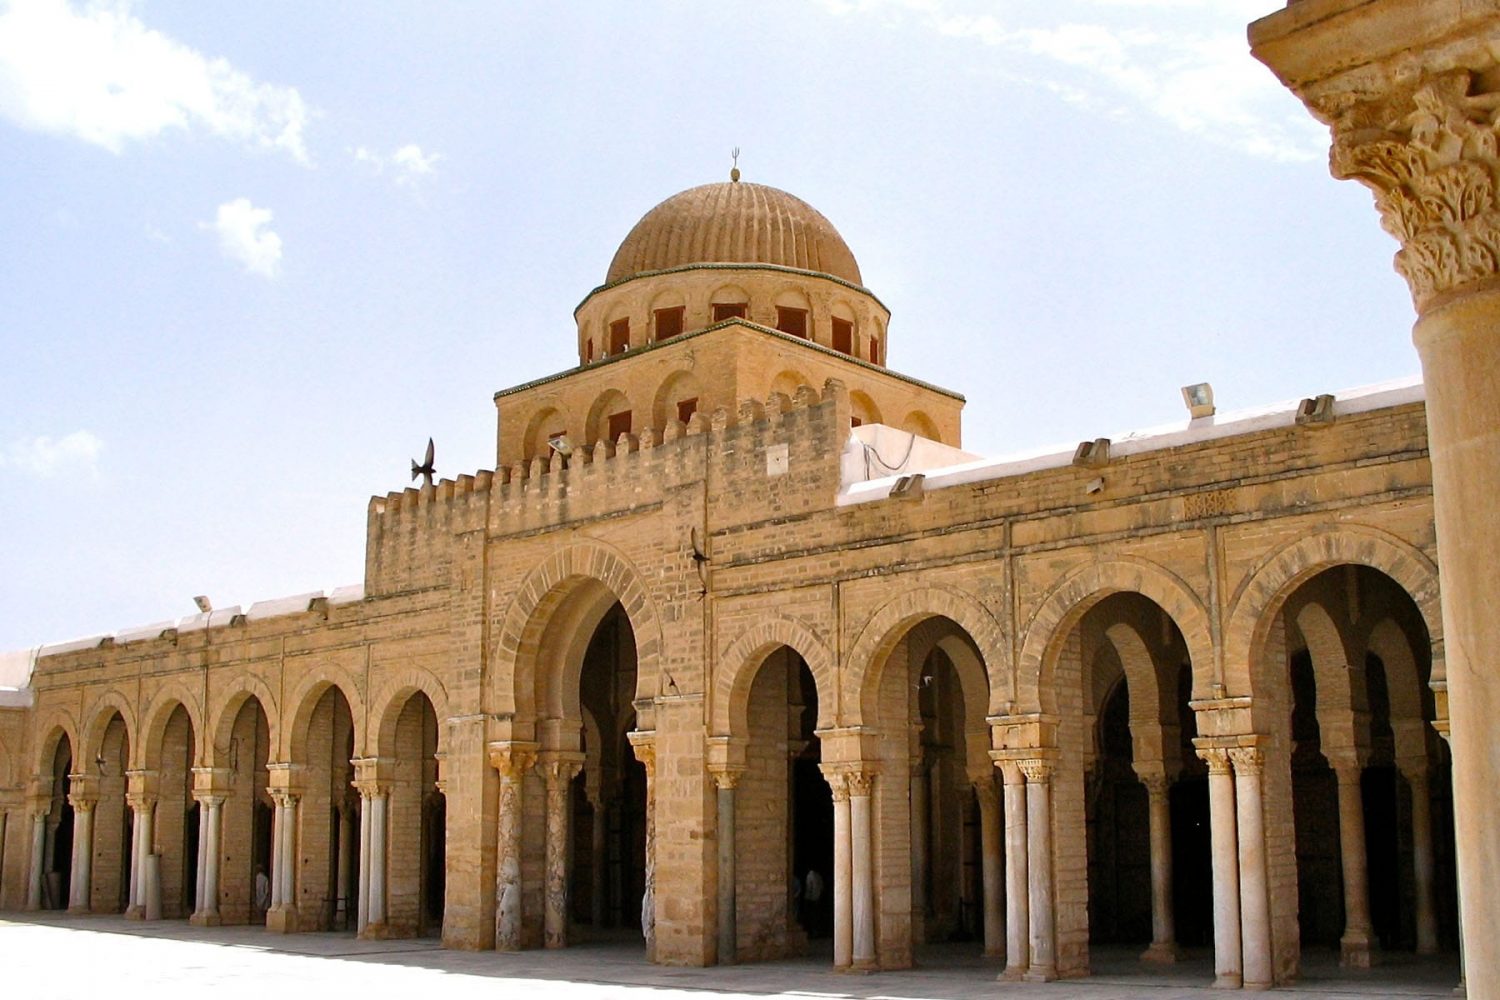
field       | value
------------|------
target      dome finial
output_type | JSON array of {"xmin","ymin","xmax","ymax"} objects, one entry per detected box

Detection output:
[{"xmin": 730, "ymin": 146, "xmax": 741, "ymax": 183}]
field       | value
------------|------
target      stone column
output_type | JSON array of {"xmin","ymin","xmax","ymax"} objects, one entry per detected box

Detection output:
[
  {"xmin": 26, "ymin": 805, "xmax": 47, "ymax": 911},
  {"xmin": 488, "ymin": 742, "xmax": 537, "ymax": 952},
  {"xmin": 66, "ymin": 785, "xmax": 96, "ymax": 913},
  {"xmin": 711, "ymin": 768, "xmax": 742, "ymax": 965},
  {"xmin": 974, "ymin": 776, "xmax": 1005, "ymax": 959},
  {"xmin": 998, "ymin": 761, "xmax": 1029, "ymax": 979},
  {"xmin": 1230, "ymin": 747, "xmax": 1273, "ymax": 990},
  {"xmin": 1198, "ymin": 747, "xmax": 1242, "ymax": 989},
  {"xmin": 1250, "ymin": 10, "xmax": 1500, "ymax": 990},
  {"xmin": 1137, "ymin": 770, "xmax": 1180, "ymax": 963},
  {"xmin": 848, "ymin": 771, "xmax": 877, "ymax": 971},
  {"xmin": 357, "ymin": 796, "xmax": 371, "ymax": 932},
  {"xmin": 1406, "ymin": 768, "xmax": 1440, "ymax": 956},
  {"xmin": 1332, "ymin": 762, "xmax": 1375, "ymax": 968},
  {"xmin": 267, "ymin": 788, "xmax": 300, "ymax": 932},
  {"xmin": 626, "ymin": 733, "xmax": 657, "ymax": 963},
  {"xmin": 191, "ymin": 794, "xmax": 224, "ymax": 926},
  {"xmin": 363, "ymin": 788, "xmax": 389, "ymax": 935},
  {"xmin": 542, "ymin": 753, "xmax": 584, "ymax": 949},
  {"xmin": 826, "ymin": 770, "xmax": 853, "ymax": 970},
  {"xmin": 1018, "ymin": 759, "xmax": 1056, "ymax": 982}
]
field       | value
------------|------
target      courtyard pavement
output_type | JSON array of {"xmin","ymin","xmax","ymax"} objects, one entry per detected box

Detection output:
[{"xmin": 0, "ymin": 913, "xmax": 1463, "ymax": 1000}]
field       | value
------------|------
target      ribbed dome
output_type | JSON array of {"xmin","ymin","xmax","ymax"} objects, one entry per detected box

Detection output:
[{"xmin": 606, "ymin": 181, "xmax": 862, "ymax": 286}]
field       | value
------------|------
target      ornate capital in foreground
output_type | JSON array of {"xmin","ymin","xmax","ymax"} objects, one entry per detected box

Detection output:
[
  {"xmin": 1331, "ymin": 70, "xmax": 1500, "ymax": 311},
  {"xmin": 1196, "ymin": 746, "xmax": 1232, "ymax": 775}
]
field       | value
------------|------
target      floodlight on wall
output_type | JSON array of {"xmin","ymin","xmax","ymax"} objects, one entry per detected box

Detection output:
[
  {"xmin": 193, "ymin": 595, "xmax": 212, "ymax": 614},
  {"xmin": 1181, "ymin": 383, "xmax": 1215, "ymax": 419},
  {"xmin": 547, "ymin": 435, "xmax": 574, "ymax": 457}
]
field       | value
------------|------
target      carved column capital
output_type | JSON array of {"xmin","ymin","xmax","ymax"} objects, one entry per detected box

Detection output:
[
  {"xmin": 1017, "ymin": 758, "xmax": 1054, "ymax": 784},
  {"xmin": 1227, "ymin": 746, "xmax": 1265, "ymax": 777},
  {"xmin": 819, "ymin": 767, "xmax": 849, "ymax": 802},
  {"xmin": 707, "ymin": 765, "xmax": 744, "ymax": 791},
  {"xmin": 846, "ymin": 771, "xmax": 876, "ymax": 798},
  {"xmin": 487, "ymin": 741, "xmax": 538, "ymax": 782},
  {"xmin": 1196, "ymin": 746, "xmax": 1233, "ymax": 775},
  {"xmin": 1138, "ymin": 772, "xmax": 1170, "ymax": 798},
  {"xmin": 626, "ymin": 730, "xmax": 656, "ymax": 778},
  {"xmin": 539, "ymin": 752, "xmax": 585, "ymax": 788}
]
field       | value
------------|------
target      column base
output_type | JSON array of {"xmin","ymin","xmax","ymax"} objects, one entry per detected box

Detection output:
[
  {"xmin": 66, "ymin": 904, "xmax": 89, "ymax": 915},
  {"xmin": 1213, "ymin": 973, "xmax": 1243, "ymax": 989},
  {"xmin": 189, "ymin": 911, "xmax": 222, "ymax": 927},
  {"xmin": 358, "ymin": 922, "xmax": 389, "ymax": 940},
  {"xmin": 124, "ymin": 905, "xmax": 144, "ymax": 920},
  {"xmin": 1340, "ymin": 933, "xmax": 1377, "ymax": 969},
  {"xmin": 265, "ymin": 907, "xmax": 299, "ymax": 933},
  {"xmin": 1022, "ymin": 967, "xmax": 1057, "ymax": 983},
  {"xmin": 1242, "ymin": 979, "xmax": 1273, "ymax": 992},
  {"xmin": 1141, "ymin": 941, "xmax": 1183, "ymax": 964},
  {"xmin": 1001, "ymin": 965, "xmax": 1027, "ymax": 981}
]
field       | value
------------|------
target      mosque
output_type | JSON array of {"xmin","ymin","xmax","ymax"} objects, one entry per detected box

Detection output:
[{"xmin": 3, "ymin": 3, "xmax": 1500, "ymax": 996}]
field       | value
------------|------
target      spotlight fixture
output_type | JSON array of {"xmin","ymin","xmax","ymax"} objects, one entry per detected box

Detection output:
[
  {"xmin": 193, "ymin": 595, "xmax": 212, "ymax": 614},
  {"xmin": 1181, "ymin": 383, "xmax": 1215, "ymax": 420},
  {"xmin": 547, "ymin": 434, "xmax": 574, "ymax": 457}
]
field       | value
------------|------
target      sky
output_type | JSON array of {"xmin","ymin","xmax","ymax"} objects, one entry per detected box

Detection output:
[{"xmin": 0, "ymin": 0, "xmax": 1420, "ymax": 654}]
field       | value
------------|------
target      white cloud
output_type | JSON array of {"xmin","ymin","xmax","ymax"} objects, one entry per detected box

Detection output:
[
  {"xmin": 0, "ymin": 430, "xmax": 103, "ymax": 479},
  {"xmin": 210, "ymin": 197, "xmax": 282, "ymax": 278},
  {"xmin": 0, "ymin": 0, "xmax": 310, "ymax": 161},
  {"xmin": 817, "ymin": 0, "xmax": 1324, "ymax": 162},
  {"xmin": 353, "ymin": 142, "xmax": 441, "ymax": 185}
]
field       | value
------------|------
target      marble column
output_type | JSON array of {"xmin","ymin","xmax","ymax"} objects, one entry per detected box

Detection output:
[
  {"xmin": 543, "ymin": 755, "xmax": 583, "ymax": 949},
  {"xmin": 67, "ymin": 790, "xmax": 95, "ymax": 913},
  {"xmin": 130, "ymin": 795, "xmax": 156, "ymax": 918},
  {"xmin": 267, "ymin": 789, "xmax": 300, "ymax": 930},
  {"xmin": 712, "ymin": 769, "xmax": 740, "ymax": 964},
  {"xmin": 1018, "ymin": 759, "xmax": 1055, "ymax": 982},
  {"xmin": 1231, "ymin": 747, "xmax": 1273, "ymax": 990},
  {"xmin": 974, "ymin": 776, "xmax": 1005, "ymax": 959},
  {"xmin": 489, "ymin": 742, "xmax": 537, "ymax": 952},
  {"xmin": 999, "ymin": 761, "xmax": 1029, "ymax": 979},
  {"xmin": 828, "ymin": 772, "xmax": 853, "ymax": 970},
  {"xmin": 1406, "ymin": 768, "xmax": 1439, "ymax": 956},
  {"xmin": 1330, "ymin": 763, "xmax": 1375, "ymax": 968},
  {"xmin": 1249, "ymin": 9, "xmax": 1500, "ymax": 989},
  {"xmin": 26, "ymin": 807, "xmax": 46, "ymax": 911},
  {"xmin": 849, "ymin": 771, "xmax": 877, "ymax": 971},
  {"xmin": 357, "ymin": 786, "xmax": 388, "ymax": 935},
  {"xmin": 357, "ymin": 796, "xmax": 371, "ymax": 932},
  {"xmin": 192, "ymin": 794, "xmax": 224, "ymax": 925},
  {"xmin": 627, "ymin": 733, "xmax": 657, "ymax": 963},
  {"xmin": 1198, "ymin": 747, "xmax": 1242, "ymax": 989},
  {"xmin": 1138, "ymin": 771, "xmax": 1180, "ymax": 963}
]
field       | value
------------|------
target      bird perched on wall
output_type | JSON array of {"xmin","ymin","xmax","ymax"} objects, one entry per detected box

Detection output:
[{"xmin": 411, "ymin": 438, "xmax": 436, "ymax": 488}]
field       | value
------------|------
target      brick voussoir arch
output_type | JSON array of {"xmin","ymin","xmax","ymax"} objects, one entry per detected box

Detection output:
[
  {"xmin": 712, "ymin": 616, "xmax": 836, "ymax": 737},
  {"xmin": 492, "ymin": 540, "xmax": 664, "ymax": 721},
  {"xmin": 282, "ymin": 666, "xmax": 367, "ymax": 762},
  {"xmin": 840, "ymin": 585, "xmax": 1009, "ymax": 727},
  {"xmin": 207, "ymin": 673, "xmax": 283, "ymax": 768},
  {"xmin": 139, "ymin": 679, "xmax": 208, "ymax": 768},
  {"xmin": 79, "ymin": 688, "xmax": 139, "ymax": 767},
  {"xmin": 369, "ymin": 666, "xmax": 452, "ymax": 758},
  {"xmin": 1016, "ymin": 557, "xmax": 1214, "ymax": 715},
  {"xmin": 32, "ymin": 709, "xmax": 79, "ymax": 778},
  {"xmin": 1223, "ymin": 525, "xmax": 1442, "ymax": 698}
]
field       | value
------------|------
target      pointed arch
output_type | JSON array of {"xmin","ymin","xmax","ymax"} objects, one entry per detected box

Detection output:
[
  {"xmin": 1223, "ymin": 526, "xmax": 1442, "ymax": 698},
  {"xmin": 712, "ymin": 614, "xmax": 835, "ymax": 737},
  {"xmin": 1016, "ymin": 557, "xmax": 1214, "ymax": 714},
  {"xmin": 370, "ymin": 667, "xmax": 451, "ymax": 758},
  {"xmin": 283, "ymin": 668, "xmax": 365, "ymax": 762},
  {"xmin": 139, "ymin": 681, "xmax": 207, "ymax": 769},
  {"xmin": 841, "ymin": 584, "xmax": 1008, "ymax": 726},
  {"xmin": 491, "ymin": 540, "xmax": 663, "ymax": 728},
  {"xmin": 32, "ymin": 710, "xmax": 78, "ymax": 777},
  {"xmin": 79, "ymin": 690, "xmax": 137, "ymax": 766},
  {"xmin": 207, "ymin": 673, "xmax": 282, "ymax": 767}
]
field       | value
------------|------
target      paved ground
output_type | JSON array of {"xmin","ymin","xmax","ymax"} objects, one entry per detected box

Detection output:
[{"xmin": 0, "ymin": 913, "xmax": 1463, "ymax": 999}]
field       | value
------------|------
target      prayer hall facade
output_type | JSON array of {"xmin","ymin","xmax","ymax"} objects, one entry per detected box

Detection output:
[{"xmin": 5, "ymin": 4, "xmax": 1500, "ymax": 996}]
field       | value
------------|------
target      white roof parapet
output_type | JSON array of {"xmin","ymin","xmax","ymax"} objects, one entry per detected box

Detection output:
[
  {"xmin": 0, "ymin": 647, "xmax": 39, "ymax": 691},
  {"xmin": 245, "ymin": 591, "xmax": 327, "ymax": 622},
  {"xmin": 114, "ymin": 621, "xmax": 177, "ymax": 645},
  {"xmin": 838, "ymin": 374, "xmax": 1426, "ymax": 507},
  {"xmin": 177, "ymin": 606, "xmax": 244, "ymax": 633},
  {"xmin": 328, "ymin": 584, "xmax": 364, "ymax": 606},
  {"xmin": 38, "ymin": 634, "xmax": 113, "ymax": 656}
]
